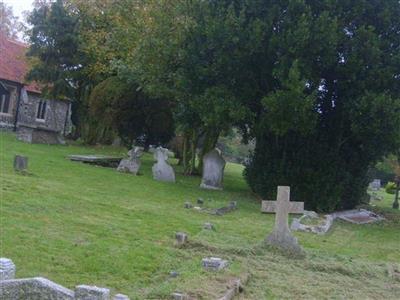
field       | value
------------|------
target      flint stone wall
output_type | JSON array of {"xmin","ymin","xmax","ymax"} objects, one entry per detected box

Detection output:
[{"xmin": 0, "ymin": 258, "xmax": 129, "ymax": 300}]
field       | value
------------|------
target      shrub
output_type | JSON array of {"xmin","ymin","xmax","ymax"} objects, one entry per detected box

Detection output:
[{"xmin": 385, "ymin": 182, "xmax": 397, "ymax": 194}]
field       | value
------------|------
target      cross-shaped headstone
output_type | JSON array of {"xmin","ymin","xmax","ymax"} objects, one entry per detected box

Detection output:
[
  {"xmin": 265, "ymin": 186, "xmax": 304, "ymax": 255},
  {"xmin": 261, "ymin": 193, "xmax": 304, "ymax": 214}
]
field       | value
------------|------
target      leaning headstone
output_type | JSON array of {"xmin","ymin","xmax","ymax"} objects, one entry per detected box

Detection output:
[
  {"xmin": 13, "ymin": 155, "xmax": 28, "ymax": 172},
  {"xmin": 202, "ymin": 257, "xmax": 229, "ymax": 271},
  {"xmin": 117, "ymin": 147, "xmax": 143, "ymax": 175},
  {"xmin": 214, "ymin": 201, "xmax": 237, "ymax": 216},
  {"xmin": 152, "ymin": 147, "xmax": 176, "ymax": 182},
  {"xmin": 75, "ymin": 285, "xmax": 110, "ymax": 300},
  {"xmin": 175, "ymin": 232, "xmax": 188, "ymax": 246},
  {"xmin": 266, "ymin": 186, "xmax": 304, "ymax": 256},
  {"xmin": 200, "ymin": 149, "xmax": 226, "ymax": 190},
  {"xmin": 0, "ymin": 258, "xmax": 16, "ymax": 281}
]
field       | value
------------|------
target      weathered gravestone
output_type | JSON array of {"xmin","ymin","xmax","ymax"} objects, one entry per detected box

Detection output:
[
  {"xmin": 152, "ymin": 147, "xmax": 176, "ymax": 182},
  {"xmin": 175, "ymin": 232, "xmax": 188, "ymax": 246},
  {"xmin": 200, "ymin": 149, "xmax": 226, "ymax": 190},
  {"xmin": 369, "ymin": 179, "xmax": 381, "ymax": 191},
  {"xmin": 265, "ymin": 186, "xmax": 304, "ymax": 255},
  {"xmin": 117, "ymin": 147, "xmax": 143, "ymax": 175},
  {"xmin": 13, "ymin": 155, "xmax": 28, "ymax": 172}
]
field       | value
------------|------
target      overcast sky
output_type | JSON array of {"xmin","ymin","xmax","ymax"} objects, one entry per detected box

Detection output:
[{"xmin": 3, "ymin": 0, "xmax": 34, "ymax": 19}]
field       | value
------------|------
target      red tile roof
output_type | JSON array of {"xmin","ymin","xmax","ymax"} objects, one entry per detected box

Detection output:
[{"xmin": 0, "ymin": 33, "xmax": 42, "ymax": 93}]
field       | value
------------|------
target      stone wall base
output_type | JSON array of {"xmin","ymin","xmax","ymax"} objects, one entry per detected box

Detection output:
[{"xmin": 17, "ymin": 126, "xmax": 65, "ymax": 145}]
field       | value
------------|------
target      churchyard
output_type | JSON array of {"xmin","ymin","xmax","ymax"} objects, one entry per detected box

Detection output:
[{"xmin": 1, "ymin": 131, "xmax": 400, "ymax": 299}]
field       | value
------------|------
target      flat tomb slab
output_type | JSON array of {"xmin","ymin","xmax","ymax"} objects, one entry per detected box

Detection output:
[
  {"xmin": 261, "ymin": 200, "xmax": 304, "ymax": 214},
  {"xmin": 67, "ymin": 155, "xmax": 123, "ymax": 167},
  {"xmin": 334, "ymin": 209, "xmax": 384, "ymax": 224}
]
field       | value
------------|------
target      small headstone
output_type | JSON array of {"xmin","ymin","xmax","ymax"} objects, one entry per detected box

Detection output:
[
  {"xmin": 13, "ymin": 155, "xmax": 28, "ymax": 172},
  {"xmin": 117, "ymin": 147, "xmax": 143, "ymax": 175},
  {"xmin": 229, "ymin": 201, "xmax": 237, "ymax": 209},
  {"xmin": 75, "ymin": 285, "xmax": 110, "ymax": 300},
  {"xmin": 369, "ymin": 179, "xmax": 381, "ymax": 191},
  {"xmin": 203, "ymin": 222, "xmax": 214, "ymax": 230},
  {"xmin": 266, "ymin": 186, "xmax": 304, "ymax": 256},
  {"xmin": 175, "ymin": 232, "xmax": 188, "ymax": 246},
  {"xmin": 152, "ymin": 147, "xmax": 176, "ymax": 182},
  {"xmin": 0, "ymin": 258, "xmax": 16, "ymax": 281},
  {"xmin": 202, "ymin": 257, "xmax": 228, "ymax": 271},
  {"xmin": 197, "ymin": 198, "xmax": 204, "ymax": 205},
  {"xmin": 184, "ymin": 202, "xmax": 193, "ymax": 209},
  {"xmin": 169, "ymin": 271, "xmax": 179, "ymax": 278},
  {"xmin": 113, "ymin": 294, "xmax": 130, "ymax": 300},
  {"xmin": 200, "ymin": 149, "xmax": 226, "ymax": 190}
]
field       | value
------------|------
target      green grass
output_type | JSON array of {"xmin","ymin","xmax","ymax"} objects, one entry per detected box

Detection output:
[{"xmin": 1, "ymin": 132, "xmax": 400, "ymax": 299}]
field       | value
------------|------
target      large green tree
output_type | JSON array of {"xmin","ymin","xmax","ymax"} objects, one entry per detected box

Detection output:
[
  {"xmin": 26, "ymin": 0, "xmax": 81, "ymax": 99},
  {"xmin": 89, "ymin": 76, "xmax": 174, "ymax": 148},
  {"xmin": 243, "ymin": 0, "xmax": 400, "ymax": 211},
  {"xmin": 126, "ymin": 0, "xmax": 400, "ymax": 210}
]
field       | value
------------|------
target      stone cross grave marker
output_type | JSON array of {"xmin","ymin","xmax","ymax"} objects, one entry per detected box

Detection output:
[
  {"xmin": 261, "ymin": 193, "xmax": 304, "ymax": 214},
  {"xmin": 265, "ymin": 186, "xmax": 304, "ymax": 255}
]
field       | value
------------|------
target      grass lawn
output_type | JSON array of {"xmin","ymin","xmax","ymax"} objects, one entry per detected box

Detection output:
[{"xmin": 1, "ymin": 132, "xmax": 400, "ymax": 299}]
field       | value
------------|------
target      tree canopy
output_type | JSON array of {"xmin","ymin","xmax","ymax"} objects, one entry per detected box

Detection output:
[{"xmin": 25, "ymin": 0, "xmax": 400, "ymax": 211}]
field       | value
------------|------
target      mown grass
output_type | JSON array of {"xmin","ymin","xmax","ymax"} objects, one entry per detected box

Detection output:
[{"xmin": 1, "ymin": 132, "xmax": 399, "ymax": 299}]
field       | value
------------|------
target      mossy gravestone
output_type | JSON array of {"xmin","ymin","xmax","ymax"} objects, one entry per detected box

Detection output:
[
  {"xmin": 13, "ymin": 155, "xmax": 28, "ymax": 172},
  {"xmin": 152, "ymin": 147, "xmax": 176, "ymax": 183},
  {"xmin": 117, "ymin": 147, "xmax": 143, "ymax": 175},
  {"xmin": 200, "ymin": 149, "xmax": 226, "ymax": 190}
]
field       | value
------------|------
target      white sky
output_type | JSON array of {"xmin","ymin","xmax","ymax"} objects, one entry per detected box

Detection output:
[{"xmin": 2, "ymin": 0, "xmax": 34, "ymax": 19}]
